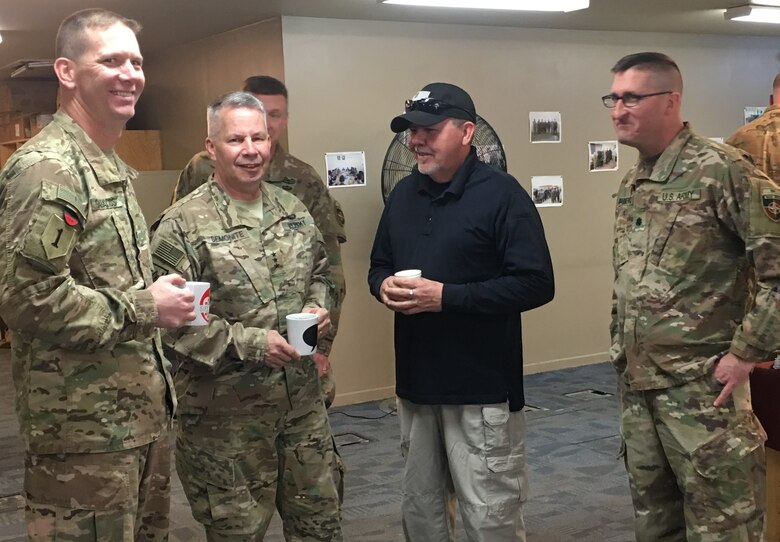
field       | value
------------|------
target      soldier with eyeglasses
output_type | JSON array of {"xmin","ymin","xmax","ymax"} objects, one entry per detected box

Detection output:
[{"xmin": 607, "ymin": 51, "xmax": 780, "ymax": 542}]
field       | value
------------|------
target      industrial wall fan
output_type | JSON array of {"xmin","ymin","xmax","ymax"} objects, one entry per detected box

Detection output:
[{"xmin": 380, "ymin": 115, "xmax": 508, "ymax": 203}]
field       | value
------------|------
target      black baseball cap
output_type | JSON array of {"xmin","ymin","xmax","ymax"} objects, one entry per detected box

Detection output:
[{"xmin": 390, "ymin": 82, "xmax": 477, "ymax": 133}]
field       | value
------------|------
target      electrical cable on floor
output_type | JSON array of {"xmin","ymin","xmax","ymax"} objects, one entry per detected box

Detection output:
[{"xmin": 329, "ymin": 406, "xmax": 397, "ymax": 420}]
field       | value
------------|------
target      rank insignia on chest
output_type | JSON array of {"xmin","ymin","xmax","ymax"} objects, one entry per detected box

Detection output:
[{"xmin": 762, "ymin": 192, "xmax": 780, "ymax": 222}]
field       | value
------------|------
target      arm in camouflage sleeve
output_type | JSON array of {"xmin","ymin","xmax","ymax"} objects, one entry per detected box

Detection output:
[
  {"xmin": 150, "ymin": 214, "xmax": 271, "ymax": 374},
  {"xmin": 0, "ymin": 160, "xmax": 158, "ymax": 351},
  {"xmin": 306, "ymin": 232, "xmax": 334, "ymax": 352},
  {"xmin": 299, "ymin": 166, "xmax": 346, "ymax": 355},
  {"xmin": 719, "ymin": 160, "xmax": 780, "ymax": 360},
  {"xmin": 609, "ymin": 288, "xmax": 625, "ymax": 365}
]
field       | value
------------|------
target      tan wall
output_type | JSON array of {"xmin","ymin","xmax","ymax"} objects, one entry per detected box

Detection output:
[
  {"xmin": 279, "ymin": 17, "xmax": 780, "ymax": 405},
  {"xmin": 134, "ymin": 14, "xmax": 780, "ymax": 406},
  {"xmin": 135, "ymin": 18, "xmax": 286, "ymax": 170}
]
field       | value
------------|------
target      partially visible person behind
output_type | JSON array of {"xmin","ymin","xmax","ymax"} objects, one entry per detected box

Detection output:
[
  {"xmin": 727, "ymin": 72, "xmax": 780, "ymax": 182},
  {"xmin": 172, "ymin": 75, "xmax": 346, "ymax": 409},
  {"xmin": 0, "ymin": 8, "xmax": 194, "ymax": 541},
  {"xmin": 606, "ymin": 51, "xmax": 779, "ymax": 542},
  {"xmin": 151, "ymin": 91, "xmax": 342, "ymax": 541},
  {"xmin": 369, "ymin": 82, "xmax": 555, "ymax": 541}
]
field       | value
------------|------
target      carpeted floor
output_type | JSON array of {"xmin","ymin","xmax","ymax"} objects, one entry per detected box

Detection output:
[{"xmin": 0, "ymin": 347, "xmax": 635, "ymax": 541}]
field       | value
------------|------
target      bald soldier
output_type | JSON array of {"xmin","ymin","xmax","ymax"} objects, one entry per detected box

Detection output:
[
  {"xmin": 606, "ymin": 52, "xmax": 779, "ymax": 541},
  {"xmin": 0, "ymin": 8, "xmax": 193, "ymax": 540},
  {"xmin": 727, "ymin": 73, "xmax": 780, "ymax": 183},
  {"xmin": 172, "ymin": 75, "xmax": 346, "ymax": 408},
  {"xmin": 151, "ymin": 91, "xmax": 342, "ymax": 541}
]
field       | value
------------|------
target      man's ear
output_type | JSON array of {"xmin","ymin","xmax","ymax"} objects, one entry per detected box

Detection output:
[
  {"xmin": 462, "ymin": 121, "xmax": 476, "ymax": 146},
  {"xmin": 54, "ymin": 57, "xmax": 76, "ymax": 90},
  {"xmin": 205, "ymin": 137, "xmax": 216, "ymax": 161}
]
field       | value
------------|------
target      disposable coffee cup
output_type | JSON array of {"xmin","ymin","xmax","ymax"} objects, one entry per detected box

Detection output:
[
  {"xmin": 286, "ymin": 312, "xmax": 318, "ymax": 355},
  {"xmin": 394, "ymin": 269, "xmax": 422, "ymax": 280},
  {"xmin": 184, "ymin": 281, "xmax": 210, "ymax": 326}
]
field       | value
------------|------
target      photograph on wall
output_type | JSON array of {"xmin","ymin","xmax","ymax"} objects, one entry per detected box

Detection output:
[
  {"xmin": 532, "ymin": 175, "xmax": 564, "ymax": 207},
  {"xmin": 588, "ymin": 141, "xmax": 618, "ymax": 172},
  {"xmin": 529, "ymin": 112, "xmax": 562, "ymax": 143},
  {"xmin": 325, "ymin": 151, "xmax": 366, "ymax": 188},
  {"xmin": 744, "ymin": 106, "xmax": 766, "ymax": 125}
]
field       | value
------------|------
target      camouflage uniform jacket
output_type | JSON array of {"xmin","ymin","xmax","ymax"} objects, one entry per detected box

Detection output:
[
  {"xmin": 173, "ymin": 146, "xmax": 346, "ymax": 354},
  {"xmin": 150, "ymin": 179, "xmax": 332, "ymax": 416},
  {"xmin": 611, "ymin": 123, "xmax": 780, "ymax": 391},
  {"xmin": 726, "ymin": 104, "xmax": 780, "ymax": 183},
  {"xmin": 0, "ymin": 110, "xmax": 175, "ymax": 454}
]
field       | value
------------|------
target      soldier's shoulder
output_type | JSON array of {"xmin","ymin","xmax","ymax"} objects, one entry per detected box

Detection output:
[
  {"xmin": 3, "ymin": 124, "xmax": 76, "ymax": 174},
  {"xmin": 0, "ymin": 133, "xmax": 86, "ymax": 195},
  {"xmin": 188, "ymin": 150, "xmax": 213, "ymax": 168},
  {"xmin": 159, "ymin": 183, "xmax": 214, "ymax": 222},
  {"xmin": 687, "ymin": 131, "xmax": 748, "ymax": 163},
  {"xmin": 281, "ymin": 152, "xmax": 322, "ymax": 182},
  {"xmin": 265, "ymin": 181, "xmax": 309, "ymax": 213}
]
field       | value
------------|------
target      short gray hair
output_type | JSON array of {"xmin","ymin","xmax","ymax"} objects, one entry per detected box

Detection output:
[{"xmin": 206, "ymin": 91, "xmax": 266, "ymax": 138}]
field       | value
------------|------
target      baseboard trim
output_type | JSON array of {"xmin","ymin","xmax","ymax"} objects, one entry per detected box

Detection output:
[
  {"xmin": 525, "ymin": 352, "xmax": 609, "ymax": 374},
  {"xmin": 333, "ymin": 385, "xmax": 396, "ymax": 407}
]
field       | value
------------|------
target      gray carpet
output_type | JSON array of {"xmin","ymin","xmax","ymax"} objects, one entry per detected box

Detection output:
[{"xmin": 0, "ymin": 346, "xmax": 635, "ymax": 541}]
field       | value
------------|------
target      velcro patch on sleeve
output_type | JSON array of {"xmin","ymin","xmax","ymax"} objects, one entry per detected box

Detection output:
[
  {"xmin": 41, "ymin": 214, "xmax": 77, "ymax": 260},
  {"xmin": 153, "ymin": 239, "xmax": 186, "ymax": 270},
  {"xmin": 761, "ymin": 191, "xmax": 780, "ymax": 222}
]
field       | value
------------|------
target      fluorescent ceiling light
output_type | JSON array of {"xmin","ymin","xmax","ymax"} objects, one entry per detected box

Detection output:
[
  {"xmin": 10, "ymin": 60, "xmax": 54, "ymax": 78},
  {"xmin": 725, "ymin": 4, "xmax": 780, "ymax": 23},
  {"xmin": 380, "ymin": 0, "xmax": 589, "ymax": 12}
]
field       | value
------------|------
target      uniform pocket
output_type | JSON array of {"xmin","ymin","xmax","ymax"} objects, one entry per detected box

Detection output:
[
  {"xmin": 483, "ymin": 405, "xmax": 524, "ymax": 473},
  {"xmin": 25, "ymin": 454, "xmax": 133, "ymax": 511},
  {"xmin": 690, "ymin": 412, "xmax": 766, "ymax": 479},
  {"xmin": 686, "ymin": 412, "xmax": 767, "ymax": 530},
  {"xmin": 175, "ymin": 441, "xmax": 261, "ymax": 527}
]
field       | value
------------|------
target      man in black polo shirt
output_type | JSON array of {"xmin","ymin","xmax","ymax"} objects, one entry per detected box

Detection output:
[{"xmin": 368, "ymin": 82, "xmax": 554, "ymax": 541}]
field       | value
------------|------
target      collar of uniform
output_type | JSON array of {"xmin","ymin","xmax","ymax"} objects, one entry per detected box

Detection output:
[
  {"xmin": 414, "ymin": 145, "xmax": 478, "ymax": 199},
  {"xmin": 207, "ymin": 175, "xmax": 289, "ymax": 231},
  {"xmin": 206, "ymin": 176, "xmax": 257, "ymax": 229},
  {"xmin": 52, "ymin": 110, "xmax": 136, "ymax": 186},
  {"xmin": 764, "ymin": 104, "xmax": 780, "ymax": 115},
  {"xmin": 635, "ymin": 122, "xmax": 694, "ymax": 185}
]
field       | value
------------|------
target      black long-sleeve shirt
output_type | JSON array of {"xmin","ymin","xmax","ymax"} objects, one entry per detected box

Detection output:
[{"xmin": 368, "ymin": 148, "xmax": 554, "ymax": 411}]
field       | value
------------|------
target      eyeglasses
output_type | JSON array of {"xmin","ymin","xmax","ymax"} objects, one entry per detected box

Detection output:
[
  {"xmin": 405, "ymin": 98, "xmax": 474, "ymax": 120},
  {"xmin": 601, "ymin": 91, "xmax": 673, "ymax": 108}
]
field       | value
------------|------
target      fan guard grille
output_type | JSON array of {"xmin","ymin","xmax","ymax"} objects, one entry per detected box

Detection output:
[{"xmin": 380, "ymin": 115, "xmax": 507, "ymax": 202}]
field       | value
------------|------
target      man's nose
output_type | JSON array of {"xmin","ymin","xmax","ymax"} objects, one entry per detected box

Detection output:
[
  {"xmin": 241, "ymin": 139, "xmax": 259, "ymax": 154},
  {"xmin": 611, "ymin": 99, "xmax": 628, "ymax": 119}
]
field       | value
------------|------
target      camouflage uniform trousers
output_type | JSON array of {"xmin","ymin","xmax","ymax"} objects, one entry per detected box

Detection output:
[
  {"xmin": 317, "ymin": 366, "xmax": 345, "ymax": 506},
  {"xmin": 620, "ymin": 374, "xmax": 767, "ymax": 542},
  {"xmin": 25, "ymin": 424, "xmax": 171, "ymax": 542},
  {"xmin": 175, "ymin": 375, "xmax": 342, "ymax": 541}
]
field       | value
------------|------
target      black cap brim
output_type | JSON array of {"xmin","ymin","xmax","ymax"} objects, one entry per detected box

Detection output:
[{"xmin": 390, "ymin": 110, "xmax": 448, "ymax": 133}]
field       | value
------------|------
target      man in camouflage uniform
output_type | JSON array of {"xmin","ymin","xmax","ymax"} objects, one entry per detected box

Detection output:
[
  {"xmin": 727, "ymin": 73, "xmax": 780, "ymax": 183},
  {"xmin": 606, "ymin": 52, "xmax": 780, "ymax": 541},
  {"xmin": 172, "ymin": 75, "xmax": 346, "ymax": 409},
  {"xmin": 151, "ymin": 91, "xmax": 342, "ymax": 541},
  {"xmin": 0, "ymin": 9, "xmax": 195, "ymax": 541}
]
